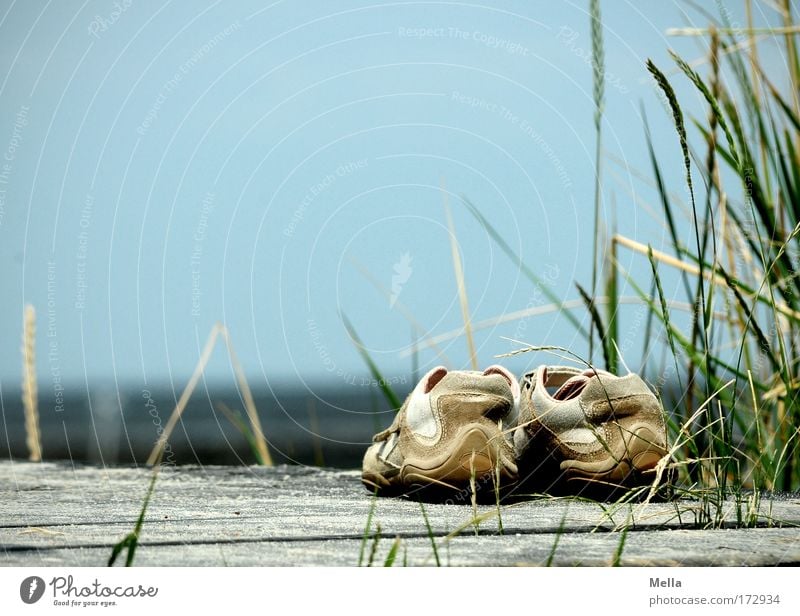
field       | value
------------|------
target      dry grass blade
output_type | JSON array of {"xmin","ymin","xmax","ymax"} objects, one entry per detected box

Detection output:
[
  {"xmin": 146, "ymin": 325, "xmax": 222, "ymax": 466},
  {"xmin": 19, "ymin": 526, "xmax": 64, "ymax": 536},
  {"xmin": 442, "ymin": 180, "xmax": 477, "ymax": 370},
  {"xmin": 124, "ymin": 323, "xmax": 273, "ymax": 565},
  {"xmin": 220, "ymin": 327, "xmax": 272, "ymax": 466},
  {"xmin": 462, "ymin": 196, "xmax": 588, "ymax": 336},
  {"xmin": 498, "ymin": 340, "xmax": 592, "ymax": 367},
  {"xmin": 216, "ymin": 402, "xmax": 268, "ymax": 466},
  {"xmin": 613, "ymin": 234, "xmax": 800, "ymax": 321},
  {"xmin": 147, "ymin": 323, "xmax": 272, "ymax": 466},
  {"xmin": 589, "ymin": 0, "xmax": 606, "ymax": 362},
  {"xmin": 636, "ymin": 378, "xmax": 736, "ymax": 510},
  {"xmin": 401, "ymin": 295, "xmax": 712, "ymax": 357},
  {"xmin": 22, "ymin": 304, "xmax": 41, "ymax": 462},
  {"xmin": 666, "ymin": 25, "xmax": 800, "ymax": 36}
]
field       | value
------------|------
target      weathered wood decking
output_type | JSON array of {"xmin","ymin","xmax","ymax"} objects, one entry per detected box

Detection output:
[{"xmin": 2, "ymin": 462, "xmax": 799, "ymax": 566}]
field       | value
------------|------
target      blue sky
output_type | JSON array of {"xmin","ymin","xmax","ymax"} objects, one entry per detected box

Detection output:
[{"xmin": 0, "ymin": 0, "xmax": 785, "ymax": 394}]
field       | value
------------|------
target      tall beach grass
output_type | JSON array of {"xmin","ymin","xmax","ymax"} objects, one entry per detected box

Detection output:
[{"xmin": 614, "ymin": 7, "xmax": 800, "ymax": 496}]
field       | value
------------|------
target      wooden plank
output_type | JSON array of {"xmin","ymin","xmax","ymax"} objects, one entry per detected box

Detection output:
[
  {"xmin": 3, "ymin": 529, "xmax": 799, "ymax": 567},
  {"xmin": 2, "ymin": 462, "xmax": 799, "ymax": 566}
]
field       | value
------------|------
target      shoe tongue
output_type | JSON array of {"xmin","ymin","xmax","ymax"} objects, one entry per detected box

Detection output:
[{"xmin": 552, "ymin": 370, "xmax": 596, "ymax": 401}]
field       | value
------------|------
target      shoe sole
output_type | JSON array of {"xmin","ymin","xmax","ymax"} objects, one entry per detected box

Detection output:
[{"xmin": 361, "ymin": 422, "xmax": 518, "ymax": 496}]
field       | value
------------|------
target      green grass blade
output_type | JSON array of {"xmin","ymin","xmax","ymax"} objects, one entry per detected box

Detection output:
[
  {"xmin": 462, "ymin": 197, "xmax": 587, "ymax": 336},
  {"xmin": 606, "ymin": 231, "xmax": 618, "ymax": 374},
  {"xmin": 575, "ymin": 283, "xmax": 611, "ymax": 371},
  {"xmin": 358, "ymin": 490, "xmax": 378, "ymax": 567},
  {"xmin": 342, "ymin": 314, "xmax": 402, "ymax": 410},
  {"xmin": 367, "ymin": 523, "xmax": 382, "ymax": 567},
  {"xmin": 670, "ymin": 50, "xmax": 741, "ymax": 169},
  {"xmin": 643, "ymin": 108, "xmax": 695, "ymax": 303},
  {"xmin": 545, "ymin": 510, "xmax": 568, "ymax": 567},
  {"xmin": 646, "ymin": 246, "xmax": 685, "ymax": 393},
  {"xmin": 646, "ymin": 60, "xmax": 704, "ymax": 290},
  {"xmin": 108, "ymin": 470, "xmax": 158, "ymax": 567},
  {"xmin": 647, "ymin": 58, "xmax": 712, "ymax": 404},
  {"xmin": 384, "ymin": 536, "xmax": 401, "ymax": 567},
  {"xmin": 419, "ymin": 502, "xmax": 441, "ymax": 567},
  {"xmin": 611, "ymin": 523, "xmax": 630, "ymax": 566}
]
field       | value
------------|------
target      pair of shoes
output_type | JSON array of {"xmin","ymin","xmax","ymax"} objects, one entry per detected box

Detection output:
[{"xmin": 361, "ymin": 364, "xmax": 668, "ymax": 499}]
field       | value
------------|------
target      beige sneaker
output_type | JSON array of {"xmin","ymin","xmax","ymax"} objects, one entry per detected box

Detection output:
[
  {"xmin": 513, "ymin": 366, "xmax": 668, "ymax": 494},
  {"xmin": 362, "ymin": 365, "xmax": 519, "ymax": 495}
]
